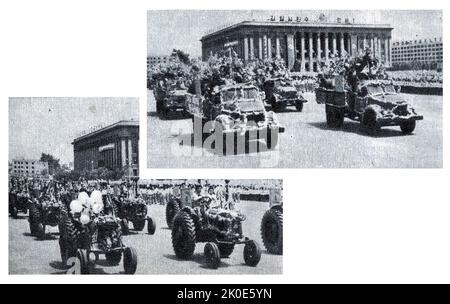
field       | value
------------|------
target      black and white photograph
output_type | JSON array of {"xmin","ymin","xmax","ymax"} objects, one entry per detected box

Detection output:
[{"xmin": 147, "ymin": 10, "xmax": 443, "ymax": 168}]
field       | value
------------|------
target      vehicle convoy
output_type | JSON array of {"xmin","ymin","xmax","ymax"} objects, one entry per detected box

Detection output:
[
  {"xmin": 113, "ymin": 195, "xmax": 156, "ymax": 235},
  {"xmin": 186, "ymin": 82, "xmax": 285, "ymax": 154},
  {"xmin": 262, "ymin": 77, "xmax": 307, "ymax": 112},
  {"xmin": 171, "ymin": 187, "xmax": 261, "ymax": 269},
  {"xmin": 58, "ymin": 190, "xmax": 138, "ymax": 274},
  {"xmin": 260, "ymin": 188, "xmax": 283, "ymax": 255},
  {"xmin": 28, "ymin": 190, "xmax": 63, "ymax": 240},
  {"xmin": 154, "ymin": 81, "xmax": 188, "ymax": 117}
]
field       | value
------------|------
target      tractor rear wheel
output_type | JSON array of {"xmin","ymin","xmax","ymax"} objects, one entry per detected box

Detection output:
[
  {"xmin": 76, "ymin": 249, "xmax": 90, "ymax": 274},
  {"xmin": 171, "ymin": 211, "xmax": 196, "ymax": 259},
  {"xmin": 165, "ymin": 199, "xmax": 181, "ymax": 229},
  {"xmin": 261, "ymin": 208, "xmax": 283, "ymax": 254}
]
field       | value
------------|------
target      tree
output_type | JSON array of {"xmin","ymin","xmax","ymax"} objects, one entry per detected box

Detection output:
[
  {"xmin": 171, "ymin": 49, "xmax": 191, "ymax": 65},
  {"xmin": 40, "ymin": 153, "xmax": 61, "ymax": 175}
]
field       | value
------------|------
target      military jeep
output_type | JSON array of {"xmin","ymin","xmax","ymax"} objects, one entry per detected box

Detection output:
[
  {"xmin": 186, "ymin": 83, "xmax": 285, "ymax": 154},
  {"xmin": 154, "ymin": 82, "xmax": 188, "ymax": 118},
  {"xmin": 171, "ymin": 190, "xmax": 261, "ymax": 269},
  {"xmin": 260, "ymin": 188, "xmax": 283, "ymax": 255},
  {"xmin": 316, "ymin": 77, "xmax": 423, "ymax": 134},
  {"xmin": 29, "ymin": 194, "xmax": 62, "ymax": 239},
  {"xmin": 262, "ymin": 77, "xmax": 307, "ymax": 112}
]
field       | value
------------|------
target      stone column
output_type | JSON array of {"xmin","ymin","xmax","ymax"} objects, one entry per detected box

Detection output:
[
  {"xmin": 263, "ymin": 34, "xmax": 268, "ymax": 59},
  {"xmin": 363, "ymin": 35, "xmax": 367, "ymax": 50},
  {"xmin": 258, "ymin": 35, "xmax": 263, "ymax": 59},
  {"xmin": 371, "ymin": 36, "xmax": 375, "ymax": 54},
  {"xmin": 308, "ymin": 32, "xmax": 313, "ymax": 72},
  {"xmin": 267, "ymin": 36, "xmax": 272, "ymax": 59},
  {"xmin": 351, "ymin": 34, "xmax": 358, "ymax": 56},
  {"xmin": 377, "ymin": 37, "xmax": 382, "ymax": 59},
  {"xmin": 340, "ymin": 33, "xmax": 344, "ymax": 57},
  {"xmin": 286, "ymin": 33, "xmax": 295, "ymax": 70},
  {"xmin": 275, "ymin": 36, "xmax": 280, "ymax": 59},
  {"xmin": 300, "ymin": 32, "xmax": 305, "ymax": 72},
  {"xmin": 121, "ymin": 139, "xmax": 126, "ymax": 168},
  {"xmin": 324, "ymin": 32, "xmax": 329, "ymax": 63},
  {"xmin": 384, "ymin": 37, "xmax": 389, "ymax": 66},
  {"xmin": 249, "ymin": 36, "xmax": 254, "ymax": 60},
  {"xmin": 243, "ymin": 37, "xmax": 249, "ymax": 62},
  {"xmin": 316, "ymin": 32, "xmax": 322, "ymax": 71},
  {"xmin": 332, "ymin": 33, "xmax": 337, "ymax": 56},
  {"xmin": 387, "ymin": 37, "xmax": 391, "ymax": 67},
  {"xmin": 346, "ymin": 34, "xmax": 351, "ymax": 56},
  {"xmin": 128, "ymin": 139, "xmax": 133, "ymax": 167}
]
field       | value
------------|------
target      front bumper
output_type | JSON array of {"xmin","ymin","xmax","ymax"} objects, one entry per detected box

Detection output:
[
  {"xmin": 377, "ymin": 114, "xmax": 424, "ymax": 126},
  {"xmin": 222, "ymin": 125, "xmax": 285, "ymax": 137}
]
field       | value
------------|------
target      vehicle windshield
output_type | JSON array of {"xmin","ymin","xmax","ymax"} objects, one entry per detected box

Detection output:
[
  {"xmin": 221, "ymin": 87, "xmax": 259, "ymax": 102},
  {"xmin": 383, "ymin": 85, "xmax": 397, "ymax": 94},
  {"xmin": 366, "ymin": 85, "xmax": 384, "ymax": 95}
]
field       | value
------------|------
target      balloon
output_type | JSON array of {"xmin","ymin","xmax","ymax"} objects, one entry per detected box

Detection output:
[
  {"xmin": 90, "ymin": 190, "xmax": 103, "ymax": 206},
  {"xmin": 80, "ymin": 213, "xmax": 90, "ymax": 225},
  {"xmin": 70, "ymin": 200, "xmax": 83, "ymax": 214},
  {"xmin": 91, "ymin": 202, "xmax": 103, "ymax": 214},
  {"xmin": 78, "ymin": 192, "xmax": 89, "ymax": 204}
]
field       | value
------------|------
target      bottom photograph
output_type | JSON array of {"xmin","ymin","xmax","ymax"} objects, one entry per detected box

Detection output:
[{"xmin": 9, "ymin": 178, "xmax": 283, "ymax": 274}]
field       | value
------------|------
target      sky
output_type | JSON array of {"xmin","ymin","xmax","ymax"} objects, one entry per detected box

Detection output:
[
  {"xmin": 9, "ymin": 97, "xmax": 139, "ymax": 165},
  {"xmin": 148, "ymin": 10, "xmax": 443, "ymax": 58}
]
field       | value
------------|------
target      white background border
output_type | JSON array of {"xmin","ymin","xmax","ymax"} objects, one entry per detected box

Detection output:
[{"xmin": 0, "ymin": 0, "xmax": 448, "ymax": 283}]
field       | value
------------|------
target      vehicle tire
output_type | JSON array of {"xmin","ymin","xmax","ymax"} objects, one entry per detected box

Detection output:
[
  {"xmin": 171, "ymin": 211, "xmax": 196, "ymax": 259},
  {"xmin": 265, "ymin": 129, "xmax": 279, "ymax": 150},
  {"xmin": 105, "ymin": 251, "xmax": 122, "ymax": 266},
  {"xmin": 121, "ymin": 219, "xmax": 130, "ymax": 235},
  {"xmin": 156, "ymin": 101, "xmax": 162, "ymax": 114},
  {"xmin": 243, "ymin": 240, "xmax": 261, "ymax": 267},
  {"xmin": 132, "ymin": 219, "xmax": 145, "ymax": 231},
  {"xmin": 217, "ymin": 243, "xmax": 235, "ymax": 258},
  {"xmin": 204, "ymin": 242, "xmax": 221, "ymax": 269},
  {"xmin": 60, "ymin": 208, "xmax": 78, "ymax": 265},
  {"xmin": 326, "ymin": 105, "xmax": 344, "ymax": 128},
  {"xmin": 36, "ymin": 223, "xmax": 46, "ymax": 240},
  {"xmin": 29, "ymin": 204, "xmax": 40, "ymax": 235},
  {"xmin": 361, "ymin": 107, "xmax": 380, "ymax": 134},
  {"xmin": 400, "ymin": 120, "xmax": 416, "ymax": 134},
  {"xmin": 166, "ymin": 199, "xmax": 181, "ymax": 229},
  {"xmin": 271, "ymin": 96, "xmax": 282, "ymax": 112},
  {"xmin": 11, "ymin": 206, "xmax": 18, "ymax": 219},
  {"xmin": 261, "ymin": 208, "xmax": 283, "ymax": 255},
  {"xmin": 147, "ymin": 217, "xmax": 156, "ymax": 235},
  {"xmin": 76, "ymin": 249, "xmax": 90, "ymax": 274},
  {"xmin": 295, "ymin": 100, "xmax": 304, "ymax": 112},
  {"xmin": 123, "ymin": 247, "xmax": 138, "ymax": 274}
]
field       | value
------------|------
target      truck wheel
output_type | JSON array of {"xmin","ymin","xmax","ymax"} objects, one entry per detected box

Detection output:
[
  {"xmin": 171, "ymin": 211, "xmax": 196, "ymax": 259},
  {"xmin": 218, "ymin": 243, "xmax": 235, "ymax": 258},
  {"xmin": 400, "ymin": 120, "xmax": 416, "ymax": 134},
  {"xmin": 76, "ymin": 249, "xmax": 90, "ymax": 274},
  {"xmin": 121, "ymin": 219, "xmax": 129, "ymax": 235},
  {"xmin": 243, "ymin": 240, "xmax": 261, "ymax": 267},
  {"xmin": 204, "ymin": 243, "xmax": 221, "ymax": 269},
  {"xmin": 261, "ymin": 209, "xmax": 283, "ymax": 255},
  {"xmin": 132, "ymin": 220, "xmax": 145, "ymax": 231},
  {"xmin": 326, "ymin": 105, "xmax": 344, "ymax": 128},
  {"xmin": 105, "ymin": 251, "xmax": 122, "ymax": 266},
  {"xmin": 123, "ymin": 247, "xmax": 138, "ymax": 274},
  {"xmin": 295, "ymin": 101, "xmax": 304, "ymax": 112},
  {"xmin": 361, "ymin": 108, "xmax": 380, "ymax": 134},
  {"xmin": 166, "ymin": 199, "xmax": 180, "ymax": 229},
  {"xmin": 147, "ymin": 217, "xmax": 156, "ymax": 235}
]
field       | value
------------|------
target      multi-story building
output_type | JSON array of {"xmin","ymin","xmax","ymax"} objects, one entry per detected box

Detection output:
[
  {"xmin": 147, "ymin": 55, "xmax": 175, "ymax": 67},
  {"xmin": 201, "ymin": 16, "xmax": 393, "ymax": 72},
  {"xmin": 72, "ymin": 120, "xmax": 139, "ymax": 177},
  {"xmin": 10, "ymin": 159, "xmax": 49, "ymax": 177},
  {"xmin": 391, "ymin": 37, "xmax": 443, "ymax": 69}
]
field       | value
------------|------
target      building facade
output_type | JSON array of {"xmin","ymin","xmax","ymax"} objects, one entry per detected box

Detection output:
[
  {"xmin": 72, "ymin": 120, "xmax": 139, "ymax": 177},
  {"xmin": 148, "ymin": 55, "xmax": 175, "ymax": 67},
  {"xmin": 10, "ymin": 159, "xmax": 49, "ymax": 177},
  {"xmin": 201, "ymin": 19, "xmax": 393, "ymax": 72},
  {"xmin": 391, "ymin": 37, "xmax": 443, "ymax": 69}
]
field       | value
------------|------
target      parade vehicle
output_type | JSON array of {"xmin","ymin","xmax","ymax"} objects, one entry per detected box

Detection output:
[
  {"xmin": 58, "ymin": 191, "xmax": 138, "ymax": 274},
  {"xmin": 112, "ymin": 195, "xmax": 156, "ymax": 235},
  {"xmin": 165, "ymin": 185, "xmax": 184, "ymax": 229},
  {"xmin": 171, "ymin": 190, "xmax": 261, "ymax": 269},
  {"xmin": 28, "ymin": 194, "xmax": 63, "ymax": 239},
  {"xmin": 186, "ymin": 82, "xmax": 285, "ymax": 154},
  {"xmin": 316, "ymin": 76, "xmax": 423, "ymax": 134},
  {"xmin": 154, "ymin": 82, "xmax": 188, "ymax": 118},
  {"xmin": 262, "ymin": 77, "xmax": 307, "ymax": 112},
  {"xmin": 260, "ymin": 188, "xmax": 283, "ymax": 255},
  {"xmin": 9, "ymin": 190, "xmax": 30, "ymax": 218}
]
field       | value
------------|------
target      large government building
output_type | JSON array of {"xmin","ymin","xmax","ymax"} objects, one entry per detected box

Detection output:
[
  {"xmin": 72, "ymin": 120, "xmax": 139, "ymax": 177},
  {"xmin": 391, "ymin": 37, "xmax": 443, "ymax": 69},
  {"xmin": 201, "ymin": 16, "xmax": 393, "ymax": 72}
]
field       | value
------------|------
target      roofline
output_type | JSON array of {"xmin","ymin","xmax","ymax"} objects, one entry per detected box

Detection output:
[
  {"xmin": 72, "ymin": 120, "xmax": 139, "ymax": 144},
  {"xmin": 201, "ymin": 20, "xmax": 393, "ymax": 41}
]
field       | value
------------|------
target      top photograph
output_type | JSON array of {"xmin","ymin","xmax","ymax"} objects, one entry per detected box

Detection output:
[{"xmin": 147, "ymin": 10, "xmax": 442, "ymax": 168}]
